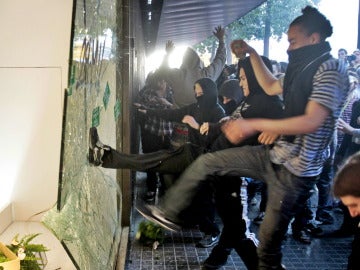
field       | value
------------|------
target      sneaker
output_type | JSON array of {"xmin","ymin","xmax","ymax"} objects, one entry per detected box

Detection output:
[
  {"xmin": 203, "ymin": 245, "xmax": 231, "ymax": 269},
  {"xmin": 136, "ymin": 204, "xmax": 181, "ymax": 232},
  {"xmin": 253, "ymin": 211, "xmax": 265, "ymax": 225},
  {"xmin": 305, "ymin": 223, "xmax": 323, "ymax": 236},
  {"xmin": 88, "ymin": 127, "xmax": 109, "ymax": 166},
  {"xmin": 292, "ymin": 229, "xmax": 311, "ymax": 244},
  {"xmin": 197, "ymin": 234, "xmax": 219, "ymax": 248}
]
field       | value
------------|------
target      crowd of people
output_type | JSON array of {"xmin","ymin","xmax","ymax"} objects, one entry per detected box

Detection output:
[{"xmin": 88, "ymin": 6, "xmax": 360, "ymax": 270}]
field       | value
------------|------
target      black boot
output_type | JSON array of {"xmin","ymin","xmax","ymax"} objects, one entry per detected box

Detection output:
[
  {"xmin": 234, "ymin": 238, "xmax": 259, "ymax": 270},
  {"xmin": 203, "ymin": 244, "xmax": 231, "ymax": 269},
  {"xmin": 88, "ymin": 127, "xmax": 110, "ymax": 166}
]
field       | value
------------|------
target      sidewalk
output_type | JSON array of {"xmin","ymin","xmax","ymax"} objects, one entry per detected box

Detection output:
[{"xmin": 125, "ymin": 175, "xmax": 352, "ymax": 270}]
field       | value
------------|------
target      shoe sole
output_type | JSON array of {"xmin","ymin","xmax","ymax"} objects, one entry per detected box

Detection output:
[
  {"xmin": 88, "ymin": 127, "xmax": 102, "ymax": 166},
  {"xmin": 136, "ymin": 205, "xmax": 180, "ymax": 232},
  {"xmin": 89, "ymin": 127, "xmax": 98, "ymax": 149}
]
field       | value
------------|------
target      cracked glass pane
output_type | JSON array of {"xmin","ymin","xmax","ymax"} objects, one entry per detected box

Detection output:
[{"xmin": 43, "ymin": 0, "xmax": 122, "ymax": 268}]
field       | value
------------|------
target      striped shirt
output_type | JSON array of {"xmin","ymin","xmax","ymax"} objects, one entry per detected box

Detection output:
[{"xmin": 270, "ymin": 58, "xmax": 349, "ymax": 177}]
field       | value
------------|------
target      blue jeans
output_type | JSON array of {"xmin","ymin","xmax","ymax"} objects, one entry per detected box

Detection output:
[{"xmin": 160, "ymin": 145, "xmax": 318, "ymax": 269}]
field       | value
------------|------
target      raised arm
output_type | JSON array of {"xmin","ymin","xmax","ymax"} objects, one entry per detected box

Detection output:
[
  {"xmin": 201, "ymin": 26, "xmax": 226, "ymax": 79},
  {"xmin": 231, "ymin": 39, "xmax": 283, "ymax": 96},
  {"xmin": 159, "ymin": 40, "xmax": 175, "ymax": 68}
]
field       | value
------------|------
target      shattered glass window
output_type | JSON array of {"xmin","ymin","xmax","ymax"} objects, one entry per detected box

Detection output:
[{"xmin": 43, "ymin": 0, "xmax": 122, "ymax": 269}]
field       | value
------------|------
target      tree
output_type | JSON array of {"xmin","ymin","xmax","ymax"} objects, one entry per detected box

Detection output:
[{"xmin": 194, "ymin": 0, "xmax": 320, "ymax": 61}]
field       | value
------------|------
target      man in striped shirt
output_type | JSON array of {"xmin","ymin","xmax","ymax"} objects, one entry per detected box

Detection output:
[{"xmin": 137, "ymin": 6, "xmax": 349, "ymax": 270}]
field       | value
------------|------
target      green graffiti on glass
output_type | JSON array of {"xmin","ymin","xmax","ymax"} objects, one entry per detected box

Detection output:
[
  {"xmin": 114, "ymin": 99, "xmax": 121, "ymax": 121},
  {"xmin": 103, "ymin": 82, "xmax": 111, "ymax": 110},
  {"xmin": 92, "ymin": 106, "xmax": 101, "ymax": 127}
]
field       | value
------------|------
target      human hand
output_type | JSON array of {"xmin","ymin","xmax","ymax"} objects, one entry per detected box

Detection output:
[
  {"xmin": 182, "ymin": 115, "xmax": 199, "ymax": 130},
  {"xmin": 230, "ymin": 39, "xmax": 254, "ymax": 59},
  {"xmin": 219, "ymin": 116, "xmax": 230, "ymax": 123},
  {"xmin": 199, "ymin": 122, "xmax": 209, "ymax": 135},
  {"xmin": 221, "ymin": 118, "xmax": 256, "ymax": 144},
  {"xmin": 133, "ymin": 103, "xmax": 147, "ymax": 113},
  {"xmin": 337, "ymin": 118, "xmax": 354, "ymax": 134},
  {"xmin": 258, "ymin": 131, "xmax": 279, "ymax": 145},
  {"xmin": 213, "ymin": 25, "xmax": 225, "ymax": 42},
  {"xmin": 165, "ymin": 40, "xmax": 175, "ymax": 54},
  {"xmin": 157, "ymin": 97, "xmax": 173, "ymax": 107}
]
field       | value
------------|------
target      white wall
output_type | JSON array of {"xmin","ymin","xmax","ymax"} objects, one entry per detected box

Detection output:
[{"xmin": 0, "ymin": 0, "xmax": 73, "ymax": 220}]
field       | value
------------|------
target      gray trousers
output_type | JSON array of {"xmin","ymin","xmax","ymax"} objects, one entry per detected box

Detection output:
[{"xmin": 160, "ymin": 145, "xmax": 318, "ymax": 269}]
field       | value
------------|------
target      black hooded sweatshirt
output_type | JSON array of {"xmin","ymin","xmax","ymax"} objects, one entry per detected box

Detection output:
[
  {"xmin": 146, "ymin": 78, "xmax": 226, "ymax": 149},
  {"xmin": 209, "ymin": 56, "xmax": 284, "ymax": 151}
]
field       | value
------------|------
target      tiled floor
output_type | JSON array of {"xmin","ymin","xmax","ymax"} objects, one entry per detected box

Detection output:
[{"xmin": 125, "ymin": 175, "xmax": 353, "ymax": 270}]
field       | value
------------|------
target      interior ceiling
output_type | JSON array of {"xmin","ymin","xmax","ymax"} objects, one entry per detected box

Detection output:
[{"xmin": 141, "ymin": 0, "xmax": 267, "ymax": 54}]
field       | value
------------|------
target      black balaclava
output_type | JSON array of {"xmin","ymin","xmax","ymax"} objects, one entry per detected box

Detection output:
[
  {"xmin": 194, "ymin": 77, "xmax": 218, "ymax": 114},
  {"xmin": 218, "ymin": 79, "xmax": 243, "ymax": 115}
]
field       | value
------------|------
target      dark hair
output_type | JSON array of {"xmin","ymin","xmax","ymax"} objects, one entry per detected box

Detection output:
[
  {"xmin": 338, "ymin": 48, "xmax": 348, "ymax": 55},
  {"xmin": 219, "ymin": 79, "xmax": 243, "ymax": 103},
  {"xmin": 290, "ymin": 6, "xmax": 333, "ymax": 41},
  {"xmin": 333, "ymin": 151, "xmax": 360, "ymax": 198},
  {"xmin": 224, "ymin": 64, "xmax": 237, "ymax": 75},
  {"xmin": 238, "ymin": 56, "xmax": 273, "ymax": 95},
  {"xmin": 146, "ymin": 70, "xmax": 166, "ymax": 89}
]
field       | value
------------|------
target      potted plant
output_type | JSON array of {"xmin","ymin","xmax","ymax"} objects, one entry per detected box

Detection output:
[
  {"xmin": 6, "ymin": 234, "xmax": 48, "ymax": 270},
  {"xmin": 0, "ymin": 242, "xmax": 20, "ymax": 270},
  {"xmin": 136, "ymin": 220, "xmax": 164, "ymax": 249}
]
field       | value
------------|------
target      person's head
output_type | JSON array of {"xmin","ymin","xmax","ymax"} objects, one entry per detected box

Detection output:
[
  {"xmin": 222, "ymin": 65, "xmax": 237, "ymax": 77},
  {"xmin": 231, "ymin": 42, "xmax": 246, "ymax": 60},
  {"xmin": 218, "ymin": 79, "xmax": 243, "ymax": 115},
  {"xmin": 338, "ymin": 48, "xmax": 348, "ymax": 60},
  {"xmin": 238, "ymin": 56, "xmax": 273, "ymax": 97},
  {"xmin": 353, "ymin": 49, "xmax": 360, "ymax": 65},
  {"xmin": 150, "ymin": 70, "xmax": 167, "ymax": 91},
  {"xmin": 333, "ymin": 151, "xmax": 360, "ymax": 217},
  {"xmin": 271, "ymin": 60, "xmax": 281, "ymax": 75},
  {"xmin": 194, "ymin": 78, "xmax": 218, "ymax": 108},
  {"xmin": 287, "ymin": 6, "xmax": 332, "ymax": 52},
  {"xmin": 181, "ymin": 47, "xmax": 203, "ymax": 69},
  {"xmin": 279, "ymin": 61, "xmax": 288, "ymax": 73}
]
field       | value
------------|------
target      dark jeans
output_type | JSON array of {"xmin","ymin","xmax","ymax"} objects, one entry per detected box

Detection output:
[
  {"xmin": 179, "ymin": 180, "xmax": 220, "ymax": 236},
  {"xmin": 292, "ymin": 187, "xmax": 316, "ymax": 232},
  {"xmin": 160, "ymin": 145, "xmax": 318, "ymax": 269},
  {"xmin": 140, "ymin": 128, "xmax": 171, "ymax": 192},
  {"xmin": 101, "ymin": 142, "xmax": 220, "ymax": 235},
  {"xmin": 348, "ymin": 225, "xmax": 360, "ymax": 269},
  {"xmin": 101, "ymin": 142, "xmax": 202, "ymax": 174},
  {"xmin": 214, "ymin": 176, "xmax": 259, "ymax": 269},
  {"xmin": 316, "ymin": 140, "xmax": 336, "ymax": 219},
  {"xmin": 315, "ymin": 159, "xmax": 334, "ymax": 219}
]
